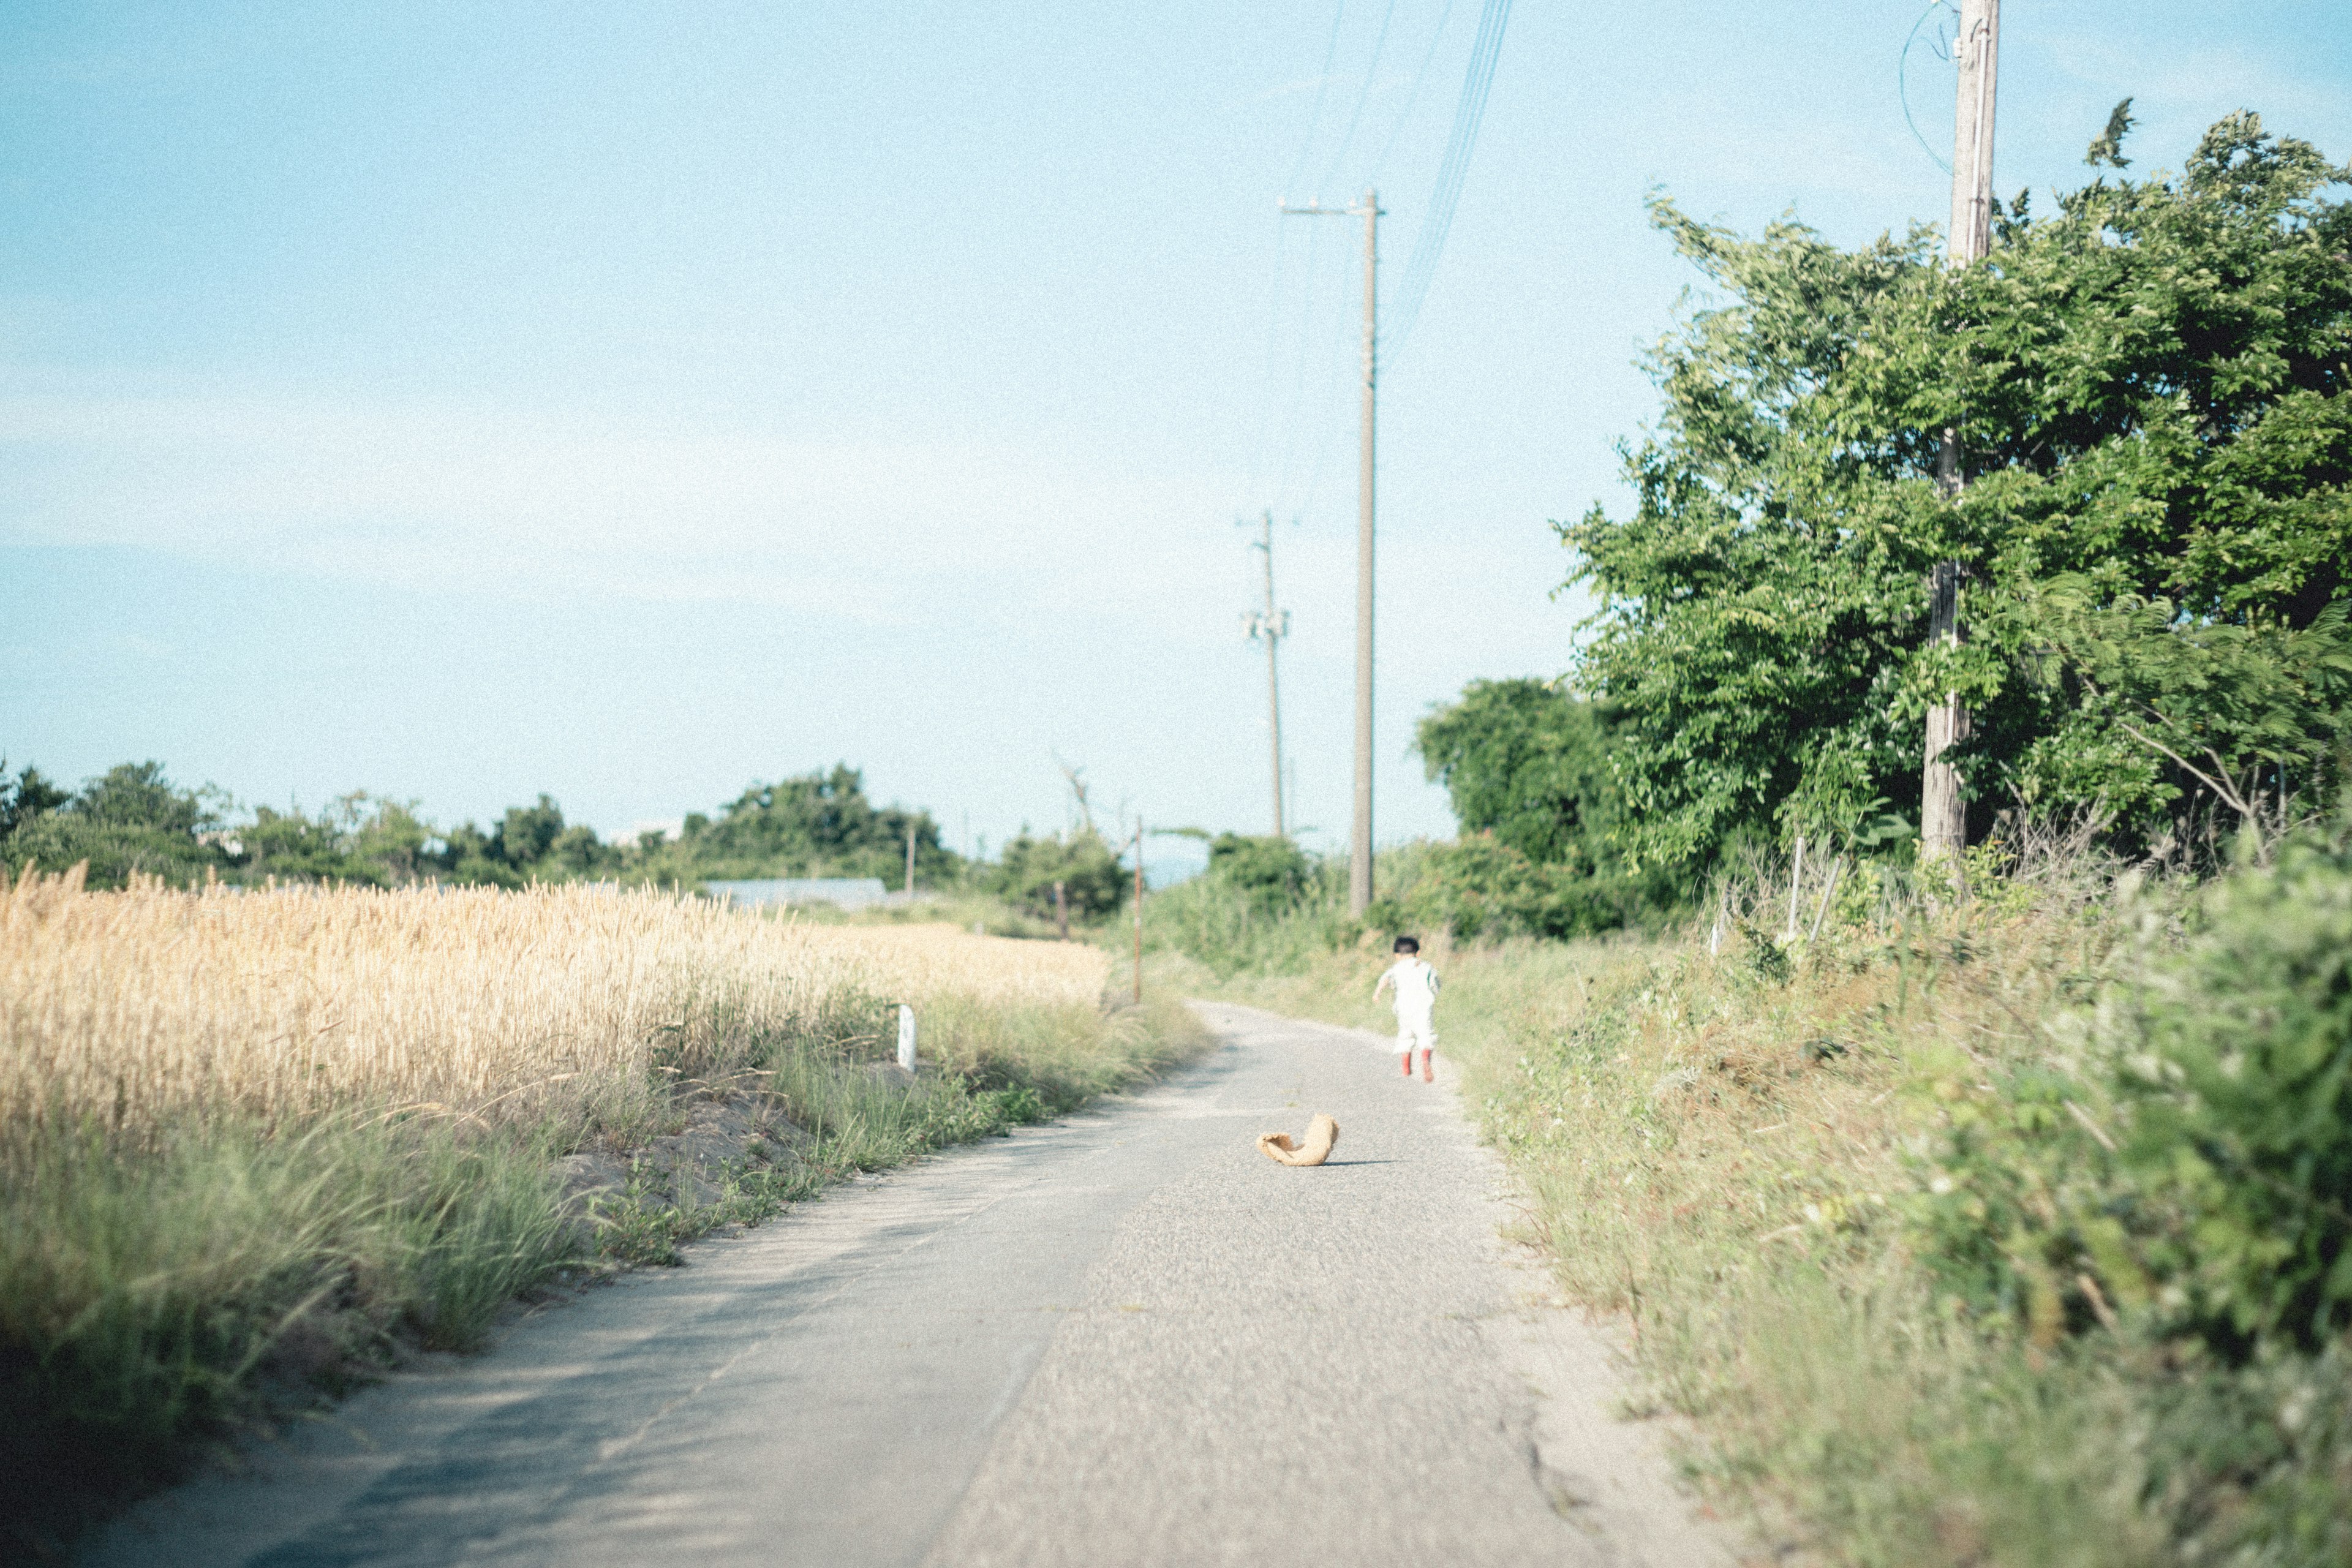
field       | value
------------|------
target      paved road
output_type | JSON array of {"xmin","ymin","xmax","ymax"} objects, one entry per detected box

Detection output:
[{"xmin": 83, "ymin": 1004, "xmax": 1738, "ymax": 1568}]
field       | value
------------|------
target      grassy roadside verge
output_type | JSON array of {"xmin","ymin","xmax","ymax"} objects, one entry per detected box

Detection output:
[
  {"xmin": 1164, "ymin": 833, "xmax": 2352, "ymax": 1566},
  {"xmin": 1, "ymin": 873, "xmax": 1206, "ymax": 1559}
]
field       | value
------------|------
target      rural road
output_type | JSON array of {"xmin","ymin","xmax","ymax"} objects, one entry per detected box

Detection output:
[{"xmin": 83, "ymin": 1003, "xmax": 1740, "ymax": 1568}]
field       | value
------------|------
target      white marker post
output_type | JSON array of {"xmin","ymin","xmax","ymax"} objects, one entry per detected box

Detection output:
[{"xmin": 897, "ymin": 1004, "xmax": 917, "ymax": 1073}]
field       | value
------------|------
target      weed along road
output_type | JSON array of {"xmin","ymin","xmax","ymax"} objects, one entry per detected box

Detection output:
[{"xmin": 83, "ymin": 1004, "xmax": 1735, "ymax": 1568}]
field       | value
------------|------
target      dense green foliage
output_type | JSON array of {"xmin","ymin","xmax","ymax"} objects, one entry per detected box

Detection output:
[
  {"xmin": 1556, "ymin": 113, "xmax": 2350, "ymax": 875},
  {"xmin": 1913, "ymin": 819, "xmax": 2352, "ymax": 1360},
  {"xmin": 0, "ymin": 762, "xmax": 68, "ymax": 842},
  {"xmin": 1417, "ymin": 679, "xmax": 1626, "ymax": 865},
  {"xmin": 243, "ymin": 794, "xmax": 437, "ymax": 884},
  {"xmin": 1, "ymin": 1115, "xmax": 570, "ymax": 1523},
  {"xmin": 4, "ymin": 764, "xmax": 227, "ymax": 887},
  {"xmin": 987, "ymin": 827, "xmax": 1129, "ymax": 921},
  {"xmin": 1204, "ymin": 832, "xmax": 1311, "ymax": 910},
  {"xmin": 1414, "ymin": 679, "xmax": 1670, "ymax": 935},
  {"xmin": 635, "ymin": 765, "xmax": 956, "ymax": 886},
  {"xmin": 1139, "ymin": 835, "xmax": 1660, "ymax": 974}
]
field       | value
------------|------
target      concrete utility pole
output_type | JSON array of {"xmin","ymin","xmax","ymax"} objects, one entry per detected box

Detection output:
[
  {"xmin": 1924, "ymin": 0, "xmax": 1998, "ymax": 871},
  {"xmin": 1242, "ymin": 511, "xmax": 1291, "ymax": 838},
  {"xmin": 1282, "ymin": 188, "xmax": 1381, "ymax": 914}
]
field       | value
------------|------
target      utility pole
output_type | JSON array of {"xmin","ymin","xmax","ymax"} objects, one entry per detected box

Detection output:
[
  {"xmin": 905, "ymin": 824, "xmax": 917, "ymax": 897},
  {"xmin": 1131, "ymin": 819, "xmax": 1145, "ymax": 1006},
  {"xmin": 1282, "ymin": 188, "xmax": 1381, "ymax": 914},
  {"xmin": 1924, "ymin": 0, "xmax": 1998, "ymax": 875},
  {"xmin": 1242, "ymin": 511, "xmax": 1291, "ymax": 838}
]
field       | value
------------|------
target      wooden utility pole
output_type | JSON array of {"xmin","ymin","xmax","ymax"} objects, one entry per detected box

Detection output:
[
  {"xmin": 1281, "ymin": 189, "xmax": 1381, "ymax": 914},
  {"xmin": 1924, "ymin": 0, "xmax": 1998, "ymax": 870},
  {"xmin": 905, "ymin": 824, "xmax": 917, "ymax": 897},
  {"xmin": 1131, "ymin": 820, "xmax": 1145, "ymax": 1005},
  {"xmin": 1243, "ymin": 511, "xmax": 1291, "ymax": 837}
]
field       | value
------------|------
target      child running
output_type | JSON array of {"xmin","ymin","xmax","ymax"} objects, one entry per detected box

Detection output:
[{"xmin": 1373, "ymin": 935, "xmax": 1440, "ymax": 1082}]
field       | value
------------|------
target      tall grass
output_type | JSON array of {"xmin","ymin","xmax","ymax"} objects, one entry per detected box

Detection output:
[
  {"xmin": 1, "ymin": 867, "xmax": 1202, "ymax": 1553},
  {"xmin": 2, "ymin": 866, "xmax": 1117, "ymax": 1134}
]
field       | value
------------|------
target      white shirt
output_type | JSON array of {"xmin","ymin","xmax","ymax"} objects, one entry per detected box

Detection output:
[{"xmin": 1376, "ymin": 956, "xmax": 1439, "ymax": 1018}]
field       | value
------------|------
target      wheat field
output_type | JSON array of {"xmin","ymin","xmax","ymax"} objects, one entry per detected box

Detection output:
[{"xmin": 0, "ymin": 865, "xmax": 1113, "ymax": 1134}]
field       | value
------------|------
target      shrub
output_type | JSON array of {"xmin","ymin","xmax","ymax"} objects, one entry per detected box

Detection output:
[
  {"xmin": 1205, "ymin": 833, "xmax": 1310, "ymax": 912},
  {"xmin": 990, "ymin": 827, "xmax": 1127, "ymax": 922},
  {"xmin": 2117, "ymin": 824, "xmax": 2352, "ymax": 1350},
  {"xmin": 1368, "ymin": 832, "xmax": 1656, "ymax": 942},
  {"xmin": 1908, "ymin": 818, "xmax": 2352, "ymax": 1355}
]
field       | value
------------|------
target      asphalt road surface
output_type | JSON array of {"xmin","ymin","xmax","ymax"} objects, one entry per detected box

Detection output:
[{"xmin": 83, "ymin": 1003, "xmax": 1740, "ymax": 1568}]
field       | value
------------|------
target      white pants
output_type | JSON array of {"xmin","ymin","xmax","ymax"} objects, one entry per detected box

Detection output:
[{"xmin": 1396, "ymin": 1012, "xmax": 1436, "ymax": 1054}]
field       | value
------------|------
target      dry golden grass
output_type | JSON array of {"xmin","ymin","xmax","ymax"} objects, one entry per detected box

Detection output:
[{"xmin": 1, "ymin": 865, "xmax": 1112, "ymax": 1135}]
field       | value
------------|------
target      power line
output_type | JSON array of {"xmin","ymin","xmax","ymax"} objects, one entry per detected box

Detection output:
[
  {"xmin": 1262, "ymin": 1, "xmax": 1356, "ymax": 518},
  {"xmin": 1387, "ymin": 0, "xmax": 1513, "ymax": 358},
  {"xmin": 1388, "ymin": 0, "xmax": 1510, "ymax": 355},
  {"xmin": 1283, "ymin": 0, "xmax": 1351, "ymax": 200},
  {"xmin": 1368, "ymin": 0, "xmax": 1460, "ymax": 181},
  {"xmin": 1317, "ymin": 0, "xmax": 1403, "ymax": 196},
  {"xmin": 1287, "ymin": 0, "xmax": 1461, "ymax": 521},
  {"xmin": 1899, "ymin": 0, "xmax": 1957, "ymax": 175},
  {"xmin": 1253, "ymin": 2, "xmax": 1352, "ymax": 511}
]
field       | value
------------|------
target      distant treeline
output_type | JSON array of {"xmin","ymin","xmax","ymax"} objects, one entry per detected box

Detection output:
[{"xmin": 0, "ymin": 758, "xmax": 1132, "ymax": 919}]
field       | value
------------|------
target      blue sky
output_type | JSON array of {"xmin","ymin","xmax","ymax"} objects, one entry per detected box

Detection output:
[{"xmin": 4, "ymin": 1, "xmax": 2347, "ymax": 870}]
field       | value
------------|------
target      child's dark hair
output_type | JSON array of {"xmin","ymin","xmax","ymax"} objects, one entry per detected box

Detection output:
[{"xmin": 1392, "ymin": 935, "xmax": 1420, "ymax": 954}]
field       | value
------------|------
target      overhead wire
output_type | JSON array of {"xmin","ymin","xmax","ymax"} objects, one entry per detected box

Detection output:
[
  {"xmin": 1283, "ymin": 0, "xmax": 1351, "ymax": 201},
  {"xmin": 1316, "ymin": 0, "xmax": 1404, "ymax": 197},
  {"xmin": 1385, "ymin": 0, "xmax": 1513, "ymax": 360},
  {"xmin": 1257, "ymin": 0, "xmax": 1351, "ymax": 511},
  {"xmin": 1287, "ymin": 0, "xmax": 1398, "ymax": 517},
  {"xmin": 1368, "ymin": 0, "xmax": 1458, "ymax": 181},
  {"xmin": 1286, "ymin": 0, "xmax": 1456, "ymax": 520},
  {"xmin": 1899, "ymin": 0, "xmax": 1956, "ymax": 175},
  {"xmin": 1267, "ymin": 0, "xmax": 1513, "ymax": 520}
]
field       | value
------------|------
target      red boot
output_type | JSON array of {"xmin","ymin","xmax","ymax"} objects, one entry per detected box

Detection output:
[
  {"xmin": 1400, "ymin": 1052, "xmax": 1412, "ymax": 1077},
  {"xmin": 1420, "ymin": 1048, "xmax": 1435, "ymax": 1083}
]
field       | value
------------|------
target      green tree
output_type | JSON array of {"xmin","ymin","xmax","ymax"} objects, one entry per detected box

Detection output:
[
  {"xmin": 1564, "ymin": 113, "xmax": 2352, "ymax": 873},
  {"xmin": 991, "ymin": 827, "xmax": 1126, "ymax": 921},
  {"xmin": 1205, "ymin": 833, "xmax": 1311, "ymax": 912},
  {"xmin": 437, "ymin": 822, "xmax": 522, "ymax": 889},
  {"xmin": 1416, "ymin": 679, "xmax": 1627, "ymax": 868},
  {"xmin": 0, "ymin": 761, "xmax": 69, "ymax": 844},
  {"xmin": 233, "ymin": 793, "xmax": 437, "ymax": 886},
  {"xmin": 6, "ymin": 762, "xmax": 224, "ymax": 886},
  {"xmin": 347, "ymin": 796, "xmax": 433, "ymax": 882},
  {"xmin": 547, "ymin": 824, "xmax": 605, "ymax": 877},
  {"xmin": 1412, "ymin": 679, "xmax": 1674, "ymax": 931},
  {"xmin": 657, "ymin": 765, "xmax": 956, "ymax": 884},
  {"xmin": 491, "ymin": 794, "xmax": 568, "ymax": 872},
  {"xmin": 241, "ymin": 804, "xmax": 361, "ymax": 882}
]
